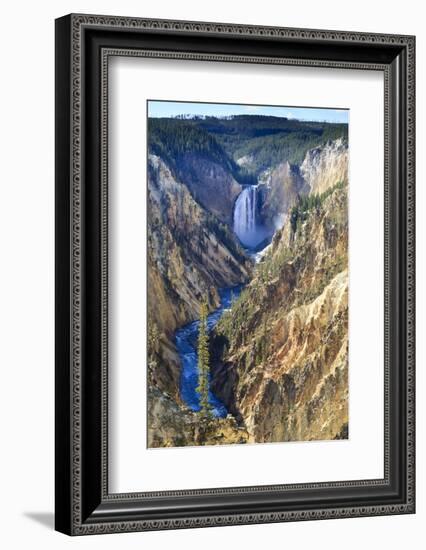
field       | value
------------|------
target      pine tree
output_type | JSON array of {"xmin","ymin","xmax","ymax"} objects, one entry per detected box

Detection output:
[{"xmin": 196, "ymin": 301, "xmax": 212, "ymax": 417}]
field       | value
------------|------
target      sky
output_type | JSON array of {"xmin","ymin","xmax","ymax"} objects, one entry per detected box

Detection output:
[{"xmin": 148, "ymin": 100, "xmax": 349, "ymax": 124}]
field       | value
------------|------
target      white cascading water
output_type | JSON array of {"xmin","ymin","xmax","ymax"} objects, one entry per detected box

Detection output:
[{"xmin": 233, "ymin": 185, "xmax": 264, "ymax": 249}]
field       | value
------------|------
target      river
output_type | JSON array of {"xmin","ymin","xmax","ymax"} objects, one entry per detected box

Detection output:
[
  {"xmin": 175, "ymin": 285, "xmax": 243, "ymax": 417},
  {"xmin": 176, "ymin": 183, "xmax": 271, "ymax": 416}
]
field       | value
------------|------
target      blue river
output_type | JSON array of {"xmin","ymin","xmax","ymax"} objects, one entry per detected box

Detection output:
[{"xmin": 175, "ymin": 285, "xmax": 243, "ymax": 417}]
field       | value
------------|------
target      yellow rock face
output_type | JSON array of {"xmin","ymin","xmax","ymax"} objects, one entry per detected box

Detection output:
[
  {"xmin": 301, "ymin": 138, "xmax": 349, "ymax": 195},
  {"xmin": 242, "ymin": 270, "xmax": 348, "ymax": 442}
]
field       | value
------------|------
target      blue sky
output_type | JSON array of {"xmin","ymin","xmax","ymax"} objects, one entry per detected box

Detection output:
[{"xmin": 148, "ymin": 100, "xmax": 349, "ymax": 124}]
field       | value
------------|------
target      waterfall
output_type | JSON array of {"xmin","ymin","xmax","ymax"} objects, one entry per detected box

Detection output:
[{"xmin": 233, "ymin": 185, "xmax": 265, "ymax": 248}]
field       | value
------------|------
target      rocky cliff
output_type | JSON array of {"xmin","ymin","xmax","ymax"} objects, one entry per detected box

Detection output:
[
  {"xmin": 258, "ymin": 161, "xmax": 309, "ymax": 232},
  {"xmin": 211, "ymin": 172, "xmax": 349, "ymax": 442},
  {"xmin": 257, "ymin": 138, "xmax": 348, "ymax": 232},
  {"xmin": 148, "ymin": 387, "xmax": 248, "ymax": 448},
  {"xmin": 177, "ymin": 153, "xmax": 243, "ymax": 224}
]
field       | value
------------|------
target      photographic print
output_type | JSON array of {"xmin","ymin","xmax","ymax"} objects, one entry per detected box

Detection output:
[{"xmin": 147, "ymin": 100, "xmax": 349, "ymax": 448}]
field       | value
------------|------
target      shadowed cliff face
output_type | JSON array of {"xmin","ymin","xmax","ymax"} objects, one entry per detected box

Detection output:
[
  {"xmin": 176, "ymin": 153, "xmax": 243, "ymax": 224},
  {"xmin": 211, "ymin": 150, "xmax": 349, "ymax": 443},
  {"xmin": 148, "ymin": 154, "xmax": 251, "ymax": 399}
]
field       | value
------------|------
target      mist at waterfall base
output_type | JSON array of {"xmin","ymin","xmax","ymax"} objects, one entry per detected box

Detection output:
[
  {"xmin": 176, "ymin": 286, "xmax": 243, "ymax": 417},
  {"xmin": 233, "ymin": 185, "xmax": 272, "ymax": 251}
]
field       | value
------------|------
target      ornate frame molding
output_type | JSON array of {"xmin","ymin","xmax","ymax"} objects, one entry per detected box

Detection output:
[{"xmin": 55, "ymin": 14, "xmax": 415, "ymax": 535}]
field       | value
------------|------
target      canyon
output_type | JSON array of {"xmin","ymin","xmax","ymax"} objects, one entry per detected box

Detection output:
[{"xmin": 147, "ymin": 114, "xmax": 349, "ymax": 447}]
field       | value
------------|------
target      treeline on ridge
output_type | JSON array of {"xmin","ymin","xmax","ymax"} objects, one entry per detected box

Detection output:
[
  {"xmin": 148, "ymin": 115, "xmax": 348, "ymax": 183},
  {"xmin": 148, "ymin": 118, "xmax": 256, "ymax": 186}
]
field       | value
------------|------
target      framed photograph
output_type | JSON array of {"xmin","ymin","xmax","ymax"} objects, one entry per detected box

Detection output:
[{"xmin": 55, "ymin": 14, "xmax": 415, "ymax": 535}]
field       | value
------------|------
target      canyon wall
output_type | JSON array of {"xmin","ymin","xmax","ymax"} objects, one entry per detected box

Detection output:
[
  {"xmin": 301, "ymin": 138, "xmax": 349, "ymax": 195},
  {"xmin": 148, "ymin": 387, "xmax": 248, "ymax": 448}
]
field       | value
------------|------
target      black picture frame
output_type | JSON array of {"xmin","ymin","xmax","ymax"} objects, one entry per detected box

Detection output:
[{"xmin": 55, "ymin": 13, "xmax": 415, "ymax": 535}]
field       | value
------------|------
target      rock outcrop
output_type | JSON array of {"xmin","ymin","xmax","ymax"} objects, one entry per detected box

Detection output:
[
  {"xmin": 258, "ymin": 161, "xmax": 308, "ymax": 232},
  {"xmin": 301, "ymin": 138, "xmax": 349, "ymax": 195},
  {"xmin": 148, "ymin": 387, "xmax": 248, "ymax": 448}
]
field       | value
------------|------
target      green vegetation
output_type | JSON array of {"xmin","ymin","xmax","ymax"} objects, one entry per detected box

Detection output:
[
  {"xmin": 148, "ymin": 118, "xmax": 256, "ymax": 185},
  {"xmin": 290, "ymin": 180, "xmax": 346, "ymax": 233},
  {"xmin": 148, "ymin": 115, "xmax": 348, "ymax": 182},
  {"xmin": 215, "ymin": 180, "xmax": 348, "ymax": 352},
  {"xmin": 204, "ymin": 212, "xmax": 247, "ymax": 265},
  {"xmin": 195, "ymin": 115, "xmax": 348, "ymax": 174},
  {"xmin": 259, "ymin": 246, "xmax": 292, "ymax": 281},
  {"xmin": 197, "ymin": 301, "xmax": 212, "ymax": 417},
  {"xmin": 149, "ymin": 118, "xmax": 227, "ymax": 166},
  {"xmin": 215, "ymin": 284, "xmax": 258, "ymax": 350}
]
